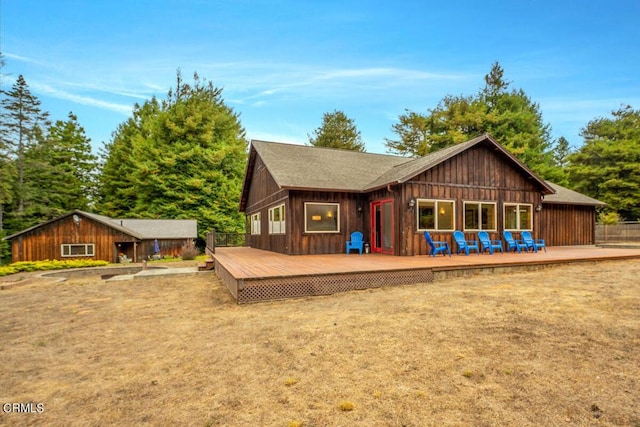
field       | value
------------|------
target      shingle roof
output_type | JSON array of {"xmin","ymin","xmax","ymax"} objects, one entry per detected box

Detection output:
[
  {"xmin": 245, "ymin": 134, "xmax": 555, "ymax": 195},
  {"xmin": 4, "ymin": 210, "xmax": 197, "ymax": 240},
  {"xmin": 114, "ymin": 218, "xmax": 198, "ymax": 239},
  {"xmin": 543, "ymin": 181, "xmax": 607, "ymax": 206}
]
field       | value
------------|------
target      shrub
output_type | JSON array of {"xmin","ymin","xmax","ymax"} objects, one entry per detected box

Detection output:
[
  {"xmin": 0, "ymin": 259, "xmax": 109, "ymax": 276},
  {"xmin": 337, "ymin": 401, "xmax": 354, "ymax": 411},
  {"xmin": 598, "ymin": 211, "xmax": 621, "ymax": 225},
  {"xmin": 180, "ymin": 243, "xmax": 200, "ymax": 260}
]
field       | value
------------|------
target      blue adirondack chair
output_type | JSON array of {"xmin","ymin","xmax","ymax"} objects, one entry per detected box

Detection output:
[
  {"xmin": 423, "ymin": 231, "xmax": 451, "ymax": 257},
  {"xmin": 521, "ymin": 231, "xmax": 547, "ymax": 253},
  {"xmin": 345, "ymin": 231, "xmax": 364, "ymax": 255},
  {"xmin": 502, "ymin": 230, "xmax": 526, "ymax": 253},
  {"xmin": 453, "ymin": 230, "xmax": 480, "ymax": 255},
  {"xmin": 477, "ymin": 231, "xmax": 503, "ymax": 254}
]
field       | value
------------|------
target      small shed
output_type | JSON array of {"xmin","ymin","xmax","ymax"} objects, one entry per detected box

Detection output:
[{"xmin": 4, "ymin": 210, "xmax": 198, "ymax": 263}]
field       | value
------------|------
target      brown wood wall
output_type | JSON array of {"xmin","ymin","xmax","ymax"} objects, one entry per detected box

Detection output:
[
  {"xmin": 538, "ymin": 204, "xmax": 596, "ymax": 246},
  {"xmin": 11, "ymin": 215, "xmax": 137, "ymax": 263},
  {"xmin": 399, "ymin": 144, "xmax": 543, "ymax": 256}
]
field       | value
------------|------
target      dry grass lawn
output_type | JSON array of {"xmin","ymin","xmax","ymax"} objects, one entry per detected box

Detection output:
[{"xmin": 1, "ymin": 259, "xmax": 639, "ymax": 426}]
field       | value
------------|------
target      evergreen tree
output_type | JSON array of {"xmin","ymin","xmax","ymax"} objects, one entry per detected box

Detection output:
[
  {"xmin": 0, "ymin": 75, "xmax": 50, "ymax": 231},
  {"xmin": 97, "ymin": 71, "xmax": 248, "ymax": 236},
  {"xmin": 567, "ymin": 105, "xmax": 640, "ymax": 220},
  {"xmin": 308, "ymin": 110, "xmax": 366, "ymax": 152},
  {"xmin": 22, "ymin": 112, "xmax": 98, "ymax": 222},
  {"xmin": 385, "ymin": 62, "xmax": 558, "ymax": 179}
]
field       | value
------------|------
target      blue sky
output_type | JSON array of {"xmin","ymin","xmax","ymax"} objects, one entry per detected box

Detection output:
[{"xmin": 2, "ymin": 0, "xmax": 639, "ymax": 154}]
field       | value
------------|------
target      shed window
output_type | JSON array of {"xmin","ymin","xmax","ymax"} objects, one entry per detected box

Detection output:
[
  {"xmin": 416, "ymin": 199, "xmax": 455, "ymax": 231},
  {"xmin": 464, "ymin": 202, "xmax": 496, "ymax": 231},
  {"xmin": 304, "ymin": 202, "xmax": 340, "ymax": 233},
  {"xmin": 268, "ymin": 204, "xmax": 285, "ymax": 234},
  {"xmin": 61, "ymin": 244, "xmax": 95, "ymax": 257},
  {"xmin": 504, "ymin": 204, "xmax": 533, "ymax": 231},
  {"xmin": 250, "ymin": 213, "xmax": 261, "ymax": 235}
]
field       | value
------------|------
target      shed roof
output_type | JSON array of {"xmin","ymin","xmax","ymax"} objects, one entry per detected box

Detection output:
[
  {"xmin": 4, "ymin": 210, "xmax": 197, "ymax": 241},
  {"xmin": 543, "ymin": 182, "xmax": 607, "ymax": 206}
]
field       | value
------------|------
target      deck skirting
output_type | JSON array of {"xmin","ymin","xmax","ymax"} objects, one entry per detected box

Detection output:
[{"xmin": 234, "ymin": 268, "xmax": 434, "ymax": 304}]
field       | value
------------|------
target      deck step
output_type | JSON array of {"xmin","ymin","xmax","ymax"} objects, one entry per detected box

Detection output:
[{"xmin": 198, "ymin": 258, "xmax": 215, "ymax": 271}]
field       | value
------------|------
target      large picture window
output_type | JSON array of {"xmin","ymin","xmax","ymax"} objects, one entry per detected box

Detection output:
[
  {"xmin": 61, "ymin": 244, "xmax": 95, "ymax": 257},
  {"xmin": 464, "ymin": 202, "xmax": 496, "ymax": 231},
  {"xmin": 416, "ymin": 199, "xmax": 455, "ymax": 231},
  {"xmin": 504, "ymin": 203, "xmax": 533, "ymax": 231},
  {"xmin": 269, "ymin": 204, "xmax": 285, "ymax": 234},
  {"xmin": 305, "ymin": 202, "xmax": 340, "ymax": 233},
  {"xmin": 250, "ymin": 213, "xmax": 261, "ymax": 235}
]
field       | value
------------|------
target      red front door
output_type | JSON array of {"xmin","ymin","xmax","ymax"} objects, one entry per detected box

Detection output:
[{"xmin": 371, "ymin": 199, "xmax": 394, "ymax": 254}]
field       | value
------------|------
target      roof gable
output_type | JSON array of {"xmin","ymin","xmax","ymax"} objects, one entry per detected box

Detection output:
[{"xmin": 240, "ymin": 134, "xmax": 555, "ymax": 209}]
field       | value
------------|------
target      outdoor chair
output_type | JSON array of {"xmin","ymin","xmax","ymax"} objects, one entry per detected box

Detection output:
[
  {"xmin": 453, "ymin": 230, "xmax": 480, "ymax": 255},
  {"xmin": 477, "ymin": 231, "xmax": 503, "ymax": 254},
  {"xmin": 345, "ymin": 231, "xmax": 364, "ymax": 255},
  {"xmin": 424, "ymin": 231, "xmax": 451, "ymax": 257},
  {"xmin": 502, "ymin": 230, "xmax": 526, "ymax": 253},
  {"xmin": 521, "ymin": 231, "xmax": 547, "ymax": 253}
]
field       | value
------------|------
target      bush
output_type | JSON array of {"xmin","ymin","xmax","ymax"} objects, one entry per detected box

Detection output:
[
  {"xmin": 0, "ymin": 259, "xmax": 109, "ymax": 276},
  {"xmin": 180, "ymin": 243, "xmax": 200, "ymax": 261},
  {"xmin": 599, "ymin": 211, "xmax": 621, "ymax": 225}
]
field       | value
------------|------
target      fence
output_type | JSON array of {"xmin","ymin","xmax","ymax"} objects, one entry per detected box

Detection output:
[
  {"xmin": 595, "ymin": 222, "xmax": 640, "ymax": 242},
  {"xmin": 205, "ymin": 231, "xmax": 249, "ymax": 254}
]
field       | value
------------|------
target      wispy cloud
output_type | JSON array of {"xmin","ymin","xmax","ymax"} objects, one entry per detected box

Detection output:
[{"xmin": 31, "ymin": 82, "xmax": 133, "ymax": 115}]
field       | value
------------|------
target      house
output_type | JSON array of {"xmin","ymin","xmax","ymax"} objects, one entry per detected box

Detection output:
[
  {"xmin": 4, "ymin": 210, "xmax": 198, "ymax": 263},
  {"xmin": 240, "ymin": 134, "xmax": 605, "ymax": 256}
]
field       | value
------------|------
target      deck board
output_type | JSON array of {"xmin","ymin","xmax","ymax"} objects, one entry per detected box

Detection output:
[{"xmin": 212, "ymin": 246, "xmax": 640, "ymax": 303}]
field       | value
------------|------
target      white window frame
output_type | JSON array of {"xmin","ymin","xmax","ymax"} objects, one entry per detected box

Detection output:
[
  {"xmin": 304, "ymin": 202, "xmax": 340, "ymax": 233},
  {"xmin": 463, "ymin": 201, "xmax": 497, "ymax": 231},
  {"xmin": 503, "ymin": 203, "xmax": 533, "ymax": 231},
  {"xmin": 416, "ymin": 199, "xmax": 456, "ymax": 231},
  {"xmin": 61, "ymin": 243, "xmax": 95, "ymax": 257},
  {"xmin": 250, "ymin": 213, "xmax": 261, "ymax": 235},
  {"xmin": 268, "ymin": 204, "xmax": 286, "ymax": 234}
]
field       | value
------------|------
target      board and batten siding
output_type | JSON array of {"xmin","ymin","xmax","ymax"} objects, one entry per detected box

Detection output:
[
  {"xmin": 538, "ymin": 204, "xmax": 596, "ymax": 246},
  {"xmin": 399, "ymin": 144, "xmax": 544, "ymax": 256},
  {"xmin": 10, "ymin": 215, "xmax": 136, "ymax": 263}
]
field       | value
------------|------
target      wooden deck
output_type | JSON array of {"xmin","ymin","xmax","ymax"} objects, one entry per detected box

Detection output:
[{"xmin": 212, "ymin": 246, "xmax": 640, "ymax": 303}]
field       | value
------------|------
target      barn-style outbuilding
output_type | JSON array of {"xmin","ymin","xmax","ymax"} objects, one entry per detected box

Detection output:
[
  {"xmin": 240, "ymin": 134, "xmax": 605, "ymax": 256},
  {"xmin": 5, "ymin": 210, "xmax": 198, "ymax": 263}
]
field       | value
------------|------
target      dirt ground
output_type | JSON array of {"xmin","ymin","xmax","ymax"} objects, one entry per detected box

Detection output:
[{"xmin": 0, "ymin": 259, "xmax": 639, "ymax": 426}]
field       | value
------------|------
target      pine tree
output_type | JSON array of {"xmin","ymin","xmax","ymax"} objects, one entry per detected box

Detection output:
[
  {"xmin": 0, "ymin": 75, "xmax": 50, "ymax": 231},
  {"xmin": 308, "ymin": 110, "xmax": 366, "ymax": 152},
  {"xmin": 97, "ymin": 71, "xmax": 248, "ymax": 236}
]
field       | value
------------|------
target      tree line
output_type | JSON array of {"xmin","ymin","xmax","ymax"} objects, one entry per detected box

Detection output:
[{"xmin": 1, "ymin": 62, "xmax": 638, "ymax": 262}]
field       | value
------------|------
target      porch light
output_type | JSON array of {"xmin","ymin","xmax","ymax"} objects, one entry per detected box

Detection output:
[
  {"xmin": 536, "ymin": 204, "xmax": 542, "ymax": 212},
  {"xmin": 312, "ymin": 215, "xmax": 322, "ymax": 221},
  {"xmin": 408, "ymin": 199, "xmax": 415, "ymax": 209}
]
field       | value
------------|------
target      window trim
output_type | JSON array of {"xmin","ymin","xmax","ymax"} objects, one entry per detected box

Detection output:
[
  {"xmin": 304, "ymin": 202, "xmax": 341, "ymax": 234},
  {"xmin": 61, "ymin": 243, "xmax": 95, "ymax": 257},
  {"xmin": 463, "ymin": 201, "xmax": 497, "ymax": 232},
  {"xmin": 268, "ymin": 204, "xmax": 286, "ymax": 235},
  {"xmin": 503, "ymin": 203, "xmax": 533, "ymax": 231},
  {"xmin": 250, "ymin": 212, "xmax": 261, "ymax": 235},
  {"xmin": 415, "ymin": 198, "xmax": 456, "ymax": 232}
]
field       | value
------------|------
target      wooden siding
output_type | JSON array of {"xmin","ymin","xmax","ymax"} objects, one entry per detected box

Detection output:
[
  {"xmin": 538, "ymin": 204, "xmax": 596, "ymax": 246},
  {"xmin": 10, "ymin": 215, "xmax": 137, "ymax": 263},
  {"xmin": 399, "ymin": 144, "xmax": 543, "ymax": 256},
  {"xmin": 244, "ymin": 155, "xmax": 291, "ymax": 254}
]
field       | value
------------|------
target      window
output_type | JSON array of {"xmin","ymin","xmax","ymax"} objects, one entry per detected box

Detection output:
[
  {"xmin": 504, "ymin": 203, "xmax": 533, "ymax": 231},
  {"xmin": 268, "ymin": 204, "xmax": 285, "ymax": 234},
  {"xmin": 61, "ymin": 244, "xmax": 95, "ymax": 257},
  {"xmin": 416, "ymin": 199, "xmax": 455, "ymax": 231},
  {"xmin": 305, "ymin": 202, "xmax": 340, "ymax": 233},
  {"xmin": 464, "ymin": 202, "xmax": 496, "ymax": 231},
  {"xmin": 250, "ymin": 213, "xmax": 261, "ymax": 235}
]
